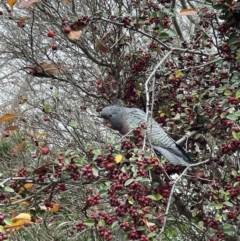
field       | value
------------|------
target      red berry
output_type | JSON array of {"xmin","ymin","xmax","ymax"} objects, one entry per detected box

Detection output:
[
  {"xmin": 43, "ymin": 116, "xmax": 50, "ymax": 122},
  {"xmin": 4, "ymin": 132, "xmax": 10, "ymax": 137},
  {"xmin": 47, "ymin": 30, "xmax": 55, "ymax": 38},
  {"xmin": 95, "ymin": 79, "xmax": 101, "ymax": 85},
  {"xmin": 63, "ymin": 26, "xmax": 71, "ymax": 33},
  {"xmin": 41, "ymin": 147, "xmax": 49, "ymax": 155},
  {"xmin": 51, "ymin": 44, "xmax": 58, "ymax": 51}
]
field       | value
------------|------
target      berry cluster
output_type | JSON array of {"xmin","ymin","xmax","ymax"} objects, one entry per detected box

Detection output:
[
  {"xmin": 0, "ymin": 231, "xmax": 8, "ymax": 241},
  {"xmin": 97, "ymin": 227, "xmax": 112, "ymax": 241},
  {"xmin": 75, "ymin": 221, "xmax": 85, "ymax": 231},
  {"xmin": 44, "ymin": 199, "xmax": 53, "ymax": 208},
  {"xmin": 82, "ymin": 164, "xmax": 96, "ymax": 180},
  {"xmin": 87, "ymin": 193, "xmax": 100, "ymax": 206},
  {"xmin": 221, "ymin": 139, "xmax": 240, "ymax": 154}
]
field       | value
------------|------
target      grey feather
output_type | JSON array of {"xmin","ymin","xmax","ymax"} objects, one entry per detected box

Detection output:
[{"xmin": 101, "ymin": 105, "xmax": 192, "ymax": 166}]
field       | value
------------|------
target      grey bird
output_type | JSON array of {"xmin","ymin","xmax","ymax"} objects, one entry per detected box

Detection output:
[{"xmin": 100, "ymin": 105, "xmax": 192, "ymax": 166}]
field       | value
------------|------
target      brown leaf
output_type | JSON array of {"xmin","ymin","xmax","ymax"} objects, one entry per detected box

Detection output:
[
  {"xmin": 50, "ymin": 203, "xmax": 60, "ymax": 212},
  {"xmin": 179, "ymin": 8, "xmax": 197, "ymax": 16},
  {"xmin": 19, "ymin": 0, "xmax": 39, "ymax": 8},
  {"xmin": 71, "ymin": 22, "xmax": 87, "ymax": 31},
  {"xmin": 18, "ymin": 183, "xmax": 33, "ymax": 193},
  {"xmin": 33, "ymin": 164, "xmax": 49, "ymax": 175},
  {"xmin": 17, "ymin": 17, "xmax": 27, "ymax": 27},
  {"xmin": 6, "ymin": 125, "xmax": 19, "ymax": 131},
  {"xmin": 68, "ymin": 31, "xmax": 81, "ymax": 40},
  {"xmin": 24, "ymin": 62, "xmax": 65, "ymax": 77},
  {"xmin": 13, "ymin": 142, "xmax": 24, "ymax": 155},
  {"xmin": 7, "ymin": 0, "xmax": 17, "ymax": 8},
  {"xmin": 96, "ymin": 41, "xmax": 109, "ymax": 53},
  {"xmin": 0, "ymin": 114, "xmax": 17, "ymax": 123}
]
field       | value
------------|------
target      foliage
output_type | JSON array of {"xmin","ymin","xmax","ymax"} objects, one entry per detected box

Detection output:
[{"xmin": 0, "ymin": 0, "xmax": 240, "ymax": 240}]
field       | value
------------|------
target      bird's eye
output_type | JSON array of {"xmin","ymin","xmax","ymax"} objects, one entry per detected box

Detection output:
[{"xmin": 109, "ymin": 114, "xmax": 112, "ymax": 118}]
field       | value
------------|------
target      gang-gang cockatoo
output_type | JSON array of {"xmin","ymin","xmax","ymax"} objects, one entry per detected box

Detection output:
[{"xmin": 101, "ymin": 105, "xmax": 192, "ymax": 166}]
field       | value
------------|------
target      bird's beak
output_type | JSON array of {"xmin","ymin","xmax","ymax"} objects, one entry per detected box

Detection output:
[{"xmin": 103, "ymin": 119, "xmax": 112, "ymax": 128}]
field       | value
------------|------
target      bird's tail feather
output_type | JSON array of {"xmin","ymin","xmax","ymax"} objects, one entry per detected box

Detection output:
[
  {"xmin": 153, "ymin": 145, "xmax": 190, "ymax": 166},
  {"xmin": 175, "ymin": 143, "xmax": 192, "ymax": 163}
]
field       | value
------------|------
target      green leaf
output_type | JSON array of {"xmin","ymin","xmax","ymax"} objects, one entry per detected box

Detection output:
[
  {"xmin": 208, "ymin": 228, "xmax": 216, "ymax": 237},
  {"xmin": 84, "ymin": 219, "xmax": 95, "ymax": 227},
  {"xmin": 224, "ymin": 89, "xmax": 232, "ymax": 96},
  {"xmin": 131, "ymin": 165, "xmax": 137, "ymax": 177},
  {"xmin": 213, "ymin": 4, "xmax": 225, "ymax": 10},
  {"xmin": 124, "ymin": 179, "xmax": 134, "ymax": 186},
  {"xmin": 121, "ymin": 165, "xmax": 127, "ymax": 173},
  {"xmin": 111, "ymin": 221, "xmax": 120, "ymax": 231},
  {"xmin": 181, "ymin": 102, "xmax": 188, "ymax": 108},
  {"xmin": 0, "ymin": 226, "xmax": 3, "ymax": 232},
  {"xmin": 234, "ymin": 111, "xmax": 240, "ymax": 116},
  {"xmin": 231, "ymin": 170, "xmax": 237, "ymax": 177},
  {"xmin": 223, "ymin": 223, "xmax": 234, "ymax": 235},
  {"xmin": 176, "ymin": 94, "xmax": 183, "ymax": 100},
  {"xmin": 98, "ymin": 219, "xmax": 105, "ymax": 227},
  {"xmin": 217, "ymin": 86, "xmax": 226, "ymax": 93},
  {"xmin": 69, "ymin": 120, "xmax": 78, "ymax": 127},
  {"xmin": 136, "ymin": 226, "xmax": 146, "ymax": 231},
  {"xmin": 229, "ymin": 37, "xmax": 239, "ymax": 45},
  {"xmin": 44, "ymin": 104, "xmax": 50, "ymax": 113},
  {"xmin": 93, "ymin": 149, "xmax": 101, "ymax": 160},
  {"xmin": 3, "ymin": 218, "xmax": 12, "ymax": 225},
  {"xmin": 159, "ymin": 32, "xmax": 169, "ymax": 38},
  {"xmin": 232, "ymin": 131, "xmax": 240, "ymax": 140},
  {"xmin": 113, "ymin": 7, "xmax": 119, "ymax": 15},
  {"xmin": 147, "ymin": 194, "xmax": 162, "ymax": 201},
  {"xmin": 214, "ymin": 214, "xmax": 222, "ymax": 221},
  {"xmin": 92, "ymin": 166, "xmax": 99, "ymax": 177},
  {"xmin": 223, "ymin": 201, "xmax": 233, "ymax": 207},
  {"xmin": 147, "ymin": 232, "xmax": 157, "ymax": 238},
  {"xmin": 227, "ymin": 114, "xmax": 238, "ymax": 121},
  {"xmin": 99, "ymin": 189, "xmax": 108, "ymax": 196},
  {"xmin": 215, "ymin": 204, "xmax": 223, "ymax": 210},
  {"xmin": 198, "ymin": 221, "xmax": 204, "ymax": 227},
  {"xmin": 4, "ymin": 186, "xmax": 14, "ymax": 193}
]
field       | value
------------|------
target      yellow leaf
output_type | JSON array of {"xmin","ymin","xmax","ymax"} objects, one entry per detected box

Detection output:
[
  {"xmin": 7, "ymin": 0, "xmax": 17, "ymax": 8},
  {"xmin": 0, "ymin": 114, "xmax": 17, "ymax": 123},
  {"xmin": 237, "ymin": 52, "xmax": 240, "ymax": 60},
  {"xmin": 136, "ymin": 89, "xmax": 141, "ymax": 97},
  {"xmin": 175, "ymin": 70, "xmax": 182, "ymax": 78},
  {"xmin": 5, "ymin": 213, "xmax": 31, "ymax": 231},
  {"xmin": 21, "ymin": 201, "xmax": 30, "ymax": 206},
  {"xmin": 158, "ymin": 106, "xmax": 170, "ymax": 117},
  {"xmin": 179, "ymin": 8, "xmax": 197, "ymax": 16},
  {"xmin": 13, "ymin": 213, "xmax": 31, "ymax": 221},
  {"xmin": 6, "ymin": 125, "xmax": 19, "ymax": 131},
  {"xmin": 50, "ymin": 203, "xmax": 60, "ymax": 212},
  {"xmin": 13, "ymin": 142, "xmax": 24, "ymax": 155},
  {"xmin": 115, "ymin": 154, "xmax": 123, "ymax": 163},
  {"xmin": 128, "ymin": 196, "xmax": 134, "ymax": 205},
  {"xmin": 18, "ymin": 183, "xmax": 33, "ymax": 193}
]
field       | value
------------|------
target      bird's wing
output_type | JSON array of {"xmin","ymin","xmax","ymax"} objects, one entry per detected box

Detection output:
[{"xmin": 153, "ymin": 145, "xmax": 190, "ymax": 166}]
